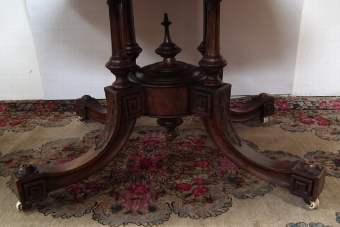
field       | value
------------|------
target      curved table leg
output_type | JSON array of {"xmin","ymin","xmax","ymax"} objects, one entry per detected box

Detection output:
[
  {"xmin": 231, "ymin": 93, "xmax": 275, "ymax": 123},
  {"xmin": 192, "ymin": 83, "xmax": 325, "ymax": 204},
  {"xmin": 10, "ymin": 85, "xmax": 144, "ymax": 211}
]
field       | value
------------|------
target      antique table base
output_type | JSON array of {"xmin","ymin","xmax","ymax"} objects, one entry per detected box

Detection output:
[{"xmin": 11, "ymin": 0, "xmax": 325, "ymax": 211}]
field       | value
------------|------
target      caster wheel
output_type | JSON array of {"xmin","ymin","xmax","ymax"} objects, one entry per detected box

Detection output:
[
  {"xmin": 304, "ymin": 198, "xmax": 320, "ymax": 210},
  {"xmin": 77, "ymin": 117, "xmax": 86, "ymax": 123},
  {"xmin": 16, "ymin": 201, "xmax": 23, "ymax": 211},
  {"xmin": 261, "ymin": 117, "xmax": 269, "ymax": 124}
]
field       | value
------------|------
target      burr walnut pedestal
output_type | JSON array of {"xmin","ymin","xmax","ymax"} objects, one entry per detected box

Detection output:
[{"xmin": 11, "ymin": 0, "xmax": 325, "ymax": 211}]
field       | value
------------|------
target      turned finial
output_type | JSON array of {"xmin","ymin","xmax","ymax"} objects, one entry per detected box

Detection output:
[
  {"xmin": 155, "ymin": 13, "xmax": 181, "ymax": 58},
  {"xmin": 150, "ymin": 14, "xmax": 188, "ymax": 72}
]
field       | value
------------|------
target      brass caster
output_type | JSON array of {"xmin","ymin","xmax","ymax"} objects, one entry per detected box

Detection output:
[
  {"xmin": 304, "ymin": 198, "xmax": 320, "ymax": 210},
  {"xmin": 261, "ymin": 116, "xmax": 269, "ymax": 124},
  {"xmin": 16, "ymin": 201, "xmax": 23, "ymax": 211}
]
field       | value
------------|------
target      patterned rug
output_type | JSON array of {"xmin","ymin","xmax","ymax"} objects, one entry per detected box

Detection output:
[{"xmin": 0, "ymin": 96, "xmax": 339, "ymax": 227}]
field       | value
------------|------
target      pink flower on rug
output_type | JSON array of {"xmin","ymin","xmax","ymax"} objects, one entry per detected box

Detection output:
[
  {"xmin": 123, "ymin": 185, "xmax": 152, "ymax": 212},
  {"xmin": 62, "ymin": 146, "xmax": 71, "ymax": 151},
  {"xmin": 126, "ymin": 155, "xmax": 143, "ymax": 172},
  {"xmin": 0, "ymin": 103, "xmax": 11, "ymax": 111},
  {"xmin": 143, "ymin": 132, "xmax": 164, "ymax": 146},
  {"xmin": 122, "ymin": 194, "xmax": 151, "ymax": 212},
  {"xmin": 297, "ymin": 114, "xmax": 308, "ymax": 119},
  {"xmin": 192, "ymin": 178, "xmax": 206, "ymax": 185},
  {"xmin": 315, "ymin": 116, "xmax": 331, "ymax": 126},
  {"xmin": 145, "ymin": 139, "xmax": 159, "ymax": 147},
  {"xmin": 192, "ymin": 185, "xmax": 209, "ymax": 196},
  {"xmin": 139, "ymin": 158, "xmax": 152, "ymax": 170},
  {"xmin": 228, "ymin": 176, "xmax": 245, "ymax": 185},
  {"xmin": 276, "ymin": 102, "xmax": 290, "ymax": 110},
  {"xmin": 66, "ymin": 185, "xmax": 83, "ymax": 195},
  {"xmin": 34, "ymin": 105, "xmax": 47, "ymax": 111},
  {"xmin": 193, "ymin": 160, "xmax": 210, "ymax": 168},
  {"xmin": 111, "ymin": 192, "xmax": 120, "ymax": 200},
  {"xmin": 4, "ymin": 159, "xmax": 13, "ymax": 164},
  {"xmin": 0, "ymin": 118, "xmax": 10, "ymax": 127},
  {"xmin": 4, "ymin": 114, "xmax": 28, "ymax": 127},
  {"xmin": 318, "ymin": 102, "xmax": 328, "ymax": 108},
  {"xmin": 300, "ymin": 119, "xmax": 314, "ymax": 125},
  {"xmin": 315, "ymin": 116, "xmax": 326, "ymax": 121},
  {"xmin": 330, "ymin": 101, "xmax": 340, "ymax": 109},
  {"xmin": 84, "ymin": 182, "xmax": 102, "ymax": 192},
  {"xmin": 130, "ymin": 184, "xmax": 149, "ymax": 196},
  {"xmin": 179, "ymin": 141, "xmax": 192, "ymax": 147},
  {"xmin": 16, "ymin": 115, "xmax": 27, "ymax": 121},
  {"xmin": 34, "ymin": 103, "xmax": 58, "ymax": 112},
  {"xmin": 191, "ymin": 139, "xmax": 204, "ymax": 152},
  {"xmin": 126, "ymin": 155, "xmax": 164, "ymax": 172},
  {"xmin": 149, "ymin": 156, "xmax": 164, "ymax": 172},
  {"xmin": 9, "ymin": 120, "xmax": 21, "ymax": 126},
  {"xmin": 175, "ymin": 183, "xmax": 192, "ymax": 193},
  {"xmin": 47, "ymin": 103, "xmax": 58, "ymax": 109},
  {"xmin": 297, "ymin": 114, "xmax": 318, "ymax": 125},
  {"xmin": 235, "ymin": 177, "xmax": 245, "ymax": 184},
  {"xmin": 192, "ymin": 139, "xmax": 204, "ymax": 146}
]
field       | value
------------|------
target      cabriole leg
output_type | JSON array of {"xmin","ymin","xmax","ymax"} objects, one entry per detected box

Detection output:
[
  {"xmin": 191, "ymin": 83, "xmax": 325, "ymax": 207},
  {"xmin": 11, "ymin": 85, "xmax": 145, "ymax": 211}
]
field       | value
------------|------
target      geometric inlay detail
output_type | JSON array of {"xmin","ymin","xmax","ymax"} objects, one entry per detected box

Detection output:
[
  {"xmin": 23, "ymin": 180, "xmax": 47, "ymax": 203},
  {"xmin": 290, "ymin": 175, "xmax": 313, "ymax": 200},
  {"xmin": 191, "ymin": 90, "xmax": 212, "ymax": 117},
  {"xmin": 123, "ymin": 92, "xmax": 144, "ymax": 119}
]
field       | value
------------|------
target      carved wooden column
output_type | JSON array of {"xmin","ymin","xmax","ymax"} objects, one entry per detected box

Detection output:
[
  {"xmin": 197, "ymin": 0, "xmax": 207, "ymax": 56},
  {"xmin": 122, "ymin": 0, "xmax": 142, "ymax": 66},
  {"xmin": 106, "ymin": 0, "xmax": 134, "ymax": 89},
  {"xmin": 199, "ymin": 0, "xmax": 227, "ymax": 86}
]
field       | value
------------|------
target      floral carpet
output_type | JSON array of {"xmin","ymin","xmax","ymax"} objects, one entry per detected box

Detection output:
[{"xmin": 0, "ymin": 96, "xmax": 339, "ymax": 227}]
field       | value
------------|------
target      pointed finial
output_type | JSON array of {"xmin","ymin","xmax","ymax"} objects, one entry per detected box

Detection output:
[
  {"xmin": 162, "ymin": 13, "xmax": 172, "ymax": 27},
  {"xmin": 151, "ymin": 13, "xmax": 188, "ymax": 73}
]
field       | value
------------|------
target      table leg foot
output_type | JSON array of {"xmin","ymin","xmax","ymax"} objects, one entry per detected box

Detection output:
[
  {"xmin": 231, "ymin": 93, "xmax": 275, "ymax": 123},
  {"xmin": 192, "ymin": 83, "xmax": 325, "ymax": 205},
  {"xmin": 11, "ymin": 85, "xmax": 144, "ymax": 211},
  {"xmin": 76, "ymin": 95, "xmax": 107, "ymax": 123}
]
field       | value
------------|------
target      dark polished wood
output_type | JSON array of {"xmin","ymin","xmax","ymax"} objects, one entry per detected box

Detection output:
[
  {"xmin": 122, "ymin": 0, "xmax": 142, "ymax": 69},
  {"xmin": 199, "ymin": 0, "xmax": 226, "ymax": 87},
  {"xmin": 76, "ymin": 95, "xmax": 107, "ymax": 123},
  {"xmin": 157, "ymin": 117, "xmax": 183, "ymax": 141},
  {"xmin": 230, "ymin": 93, "xmax": 275, "ymax": 123},
  {"xmin": 106, "ymin": 0, "xmax": 134, "ymax": 89},
  {"xmin": 11, "ymin": 0, "xmax": 325, "ymax": 211},
  {"xmin": 75, "ymin": 92, "xmax": 275, "ymax": 124}
]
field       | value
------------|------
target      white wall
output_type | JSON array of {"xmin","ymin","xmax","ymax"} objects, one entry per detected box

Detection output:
[
  {"xmin": 1, "ymin": 0, "xmax": 339, "ymax": 100},
  {"xmin": 293, "ymin": 0, "xmax": 340, "ymax": 96},
  {"xmin": 0, "ymin": 0, "xmax": 44, "ymax": 100}
]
